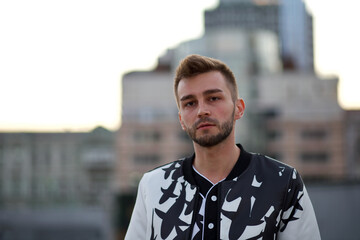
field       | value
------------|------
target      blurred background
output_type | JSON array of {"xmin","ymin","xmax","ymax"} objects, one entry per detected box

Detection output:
[{"xmin": 1, "ymin": 0, "xmax": 359, "ymax": 239}]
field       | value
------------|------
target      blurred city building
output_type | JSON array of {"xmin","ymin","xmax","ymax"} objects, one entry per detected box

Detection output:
[
  {"xmin": 345, "ymin": 110, "xmax": 360, "ymax": 179},
  {"xmin": 256, "ymin": 73, "xmax": 345, "ymax": 180},
  {"xmin": 0, "ymin": 126, "xmax": 115, "ymax": 239},
  {"xmin": 279, "ymin": 0, "xmax": 314, "ymax": 71},
  {"xmin": 204, "ymin": 0, "xmax": 314, "ymax": 72},
  {"xmin": 0, "ymin": 208, "xmax": 112, "ymax": 240}
]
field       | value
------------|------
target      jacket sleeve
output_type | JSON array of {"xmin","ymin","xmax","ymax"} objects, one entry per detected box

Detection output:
[
  {"xmin": 278, "ymin": 169, "xmax": 321, "ymax": 240},
  {"xmin": 124, "ymin": 175, "xmax": 148, "ymax": 240}
]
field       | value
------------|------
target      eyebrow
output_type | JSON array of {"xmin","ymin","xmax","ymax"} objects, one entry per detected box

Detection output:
[{"xmin": 179, "ymin": 88, "xmax": 223, "ymax": 102}]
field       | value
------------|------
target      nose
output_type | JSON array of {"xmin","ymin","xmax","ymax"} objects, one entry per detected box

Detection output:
[{"xmin": 197, "ymin": 101, "xmax": 210, "ymax": 118}]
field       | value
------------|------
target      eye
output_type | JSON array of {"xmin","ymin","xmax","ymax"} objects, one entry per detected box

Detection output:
[
  {"xmin": 184, "ymin": 101, "xmax": 196, "ymax": 108},
  {"xmin": 209, "ymin": 96, "xmax": 220, "ymax": 102}
]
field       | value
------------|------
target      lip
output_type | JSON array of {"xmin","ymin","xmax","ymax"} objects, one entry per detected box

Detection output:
[{"xmin": 196, "ymin": 123, "xmax": 216, "ymax": 130}]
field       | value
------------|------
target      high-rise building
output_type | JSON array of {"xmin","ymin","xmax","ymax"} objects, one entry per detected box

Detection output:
[
  {"xmin": 205, "ymin": 0, "xmax": 279, "ymax": 33},
  {"xmin": 204, "ymin": 0, "xmax": 314, "ymax": 71},
  {"xmin": 279, "ymin": 0, "xmax": 314, "ymax": 71}
]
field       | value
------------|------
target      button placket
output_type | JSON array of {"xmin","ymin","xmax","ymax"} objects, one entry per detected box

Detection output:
[{"xmin": 203, "ymin": 185, "xmax": 219, "ymax": 239}]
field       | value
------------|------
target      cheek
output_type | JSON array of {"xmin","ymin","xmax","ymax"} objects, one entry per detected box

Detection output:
[
  {"xmin": 187, "ymin": 117, "xmax": 202, "ymax": 131},
  {"xmin": 181, "ymin": 116, "xmax": 193, "ymax": 129},
  {"xmin": 219, "ymin": 107, "xmax": 229, "ymax": 115},
  {"xmin": 217, "ymin": 105, "xmax": 233, "ymax": 117},
  {"xmin": 180, "ymin": 111, "xmax": 194, "ymax": 128}
]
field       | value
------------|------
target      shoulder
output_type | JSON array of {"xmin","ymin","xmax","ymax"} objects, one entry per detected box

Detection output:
[
  {"xmin": 136, "ymin": 159, "xmax": 190, "ymax": 207},
  {"xmin": 252, "ymin": 153, "xmax": 296, "ymax": 176},
  {"xmin": 140, "ymin": 159, "xmax": 186, "ymax": 186},
  {"xmin": 249, "ymin": 153, "xmax": 303, "ymax": 189}
]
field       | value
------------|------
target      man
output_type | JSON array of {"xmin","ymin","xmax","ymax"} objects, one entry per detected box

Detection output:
[{"xmin": 125, "ymin": 54, "xmax": 321, "ymax": 239}]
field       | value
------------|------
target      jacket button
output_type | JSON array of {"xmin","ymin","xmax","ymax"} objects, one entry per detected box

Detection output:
[
  {"xmin": 208, "ymin": 223, "xmax": 214, "ymax": 229},
  {"xmin": 211, "ymin": 195, "xmax": 217, "ymax": 201}
]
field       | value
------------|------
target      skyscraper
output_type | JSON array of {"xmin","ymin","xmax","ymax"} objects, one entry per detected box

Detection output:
[
  {"xmin": 279, "ymin": 0, "xmax": 314, "ymax": 71},
  {"xmin": 204, "ymin": 0, "xmax": 314, "ymax": 71}
]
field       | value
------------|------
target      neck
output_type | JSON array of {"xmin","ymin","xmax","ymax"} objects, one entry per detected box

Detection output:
[{"xmin": 192, "ymin": 136, "xmax": 240, "ymax": 184}]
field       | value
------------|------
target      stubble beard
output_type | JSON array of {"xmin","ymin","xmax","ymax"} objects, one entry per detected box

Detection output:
[{"xmin": 186, "ymin": 109, "xmax": 235, "ymax": 148}]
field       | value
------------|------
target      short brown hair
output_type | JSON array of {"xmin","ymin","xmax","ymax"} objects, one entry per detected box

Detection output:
[{"xmin": 174, "ymin": 54, "xmax": 238, "ymax": 107}]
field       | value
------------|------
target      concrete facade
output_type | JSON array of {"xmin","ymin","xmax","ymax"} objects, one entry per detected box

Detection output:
[
  {"xmin": 256, "ymin": 73, "xmax": 345, "ymax": 179},
  {"xmin": 0, "ymin": 127, "xmax": 116, "ymax": 209},
  {"xmin": 205, "ymin": 0, "xmax": 314, "ymax": 71},
  {"xmin": 345, "ymin": 110, "xmax": 360, "ymax": 179}
]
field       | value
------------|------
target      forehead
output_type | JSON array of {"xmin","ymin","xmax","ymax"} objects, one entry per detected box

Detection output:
[{"xmin": 177, "ymin": 71, "xmax": 230, "ymax": 97}]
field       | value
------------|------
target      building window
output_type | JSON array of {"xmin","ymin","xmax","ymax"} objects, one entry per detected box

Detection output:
[
  {"xmin": 301, "ymin": 129, "xmax": 327, "ymax": 140},
  {"xmin": 134, "ymin": 131, "xmax": 162, "ymax": 142},
  {"xmin": 134, "ymin": 155, "xmax": 160, "ymax": 165},
  {"xmin": 356, "ymin": 136, "xmax": 360, "ymax": 163},
  {"xmin": 263, "ymin": 108, "xmax": 280, "ymax": 119},
  {"xmin": 267, "ymin": 130, "xmax": 282, "ymax": 141},
  {"xmin": 0, "ymin": 144, "xmax": 3, "ymax": 164},
  {"xmin": 300, "ymin": 152, "xmax": 329, "ymax": 163}
]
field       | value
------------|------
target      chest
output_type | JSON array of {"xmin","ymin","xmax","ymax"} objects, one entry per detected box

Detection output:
[{"xmin": 148, "ymin": 176, "xmax": 286, "ymax": 240}]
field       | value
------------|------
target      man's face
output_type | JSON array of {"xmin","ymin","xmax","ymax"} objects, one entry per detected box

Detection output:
[{"xmin": 177, "ymin": 71, "xmax": 244, "ymax": 147}]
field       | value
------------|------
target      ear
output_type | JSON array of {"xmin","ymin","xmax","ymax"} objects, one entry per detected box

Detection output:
[
  {"xmin": 178, "ymin": 112, "xmax": 186, "ymax": 130},
  {"xmin": 234, "ymin": 98, "xmax": 245, "ymax": 120}
]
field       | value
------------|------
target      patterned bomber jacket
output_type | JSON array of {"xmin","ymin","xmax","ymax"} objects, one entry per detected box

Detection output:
[{"xmin": 125, "ymin": 146, "xmax": 321, "ymax": 240}]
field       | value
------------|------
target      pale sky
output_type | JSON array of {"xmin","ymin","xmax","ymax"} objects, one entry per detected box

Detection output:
[{"xmin": 0, "ymin": 0, "xmax": 359, "ymax": 132}]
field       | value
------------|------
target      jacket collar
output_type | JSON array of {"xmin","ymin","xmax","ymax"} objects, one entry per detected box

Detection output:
[{"xmin": 181, "ymin": 144, "xmax": 253, "ymax": 185}]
